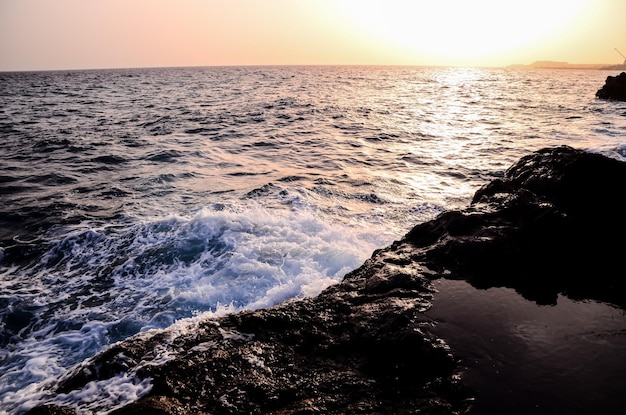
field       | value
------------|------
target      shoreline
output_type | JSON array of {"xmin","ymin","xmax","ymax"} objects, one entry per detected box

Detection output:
[
  {"xmin": 25, "ymin": 146, "xmax": 626, "ymax": 415},
  {"xmin": 508, "ymin": 60, "xmax": 626, "ymax": 71}
]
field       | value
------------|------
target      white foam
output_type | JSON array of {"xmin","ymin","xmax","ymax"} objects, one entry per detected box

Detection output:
[
  {"xmin": 0, "ymin": 203, "xmax": 383, "ymax": 413},
  {"xmin": 245, "ymin": 353, "xmax": 271, "ymax": 374},
  {"xmin": 190, "ymin": 341, "xmax": 217, "ymax": 352},
  {"xmin": 586, "ymin": 145, "xmax": 626, "ymax": 162},
  {"xmin": 119, "ymin": 205, "xmax": 377, "ymax": 318},
  {"xmin": 3, "ymin": 372, "xmax": 151, "ymax": 415},
  {"xmin": 48, "ymin": 373, "xmax": 152, "ymax": 415}
]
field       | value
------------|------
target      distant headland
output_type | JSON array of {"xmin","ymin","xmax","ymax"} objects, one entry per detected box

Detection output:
[{"xmin": 509, "ymin": 60, "xmax": 626, "ymax": 70}]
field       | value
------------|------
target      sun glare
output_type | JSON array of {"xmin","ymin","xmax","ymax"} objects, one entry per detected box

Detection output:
[{"xmin": 333, "ymin": 0, "xmax": 592, "ymax": 65}]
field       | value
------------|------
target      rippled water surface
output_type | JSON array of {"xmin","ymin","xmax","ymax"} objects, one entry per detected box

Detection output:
[{"xmin": 1, "ymin": 66, "xmax": 625, "ymax": 413}]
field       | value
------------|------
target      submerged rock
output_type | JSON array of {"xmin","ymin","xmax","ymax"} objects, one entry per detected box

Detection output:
[
  {"xmin": 596, "ymin": 72, "xmax": 626, "ymax": 101},
  {"xmin": 28, "ymin": 146, "xmax": 626, "ymax": 415}
]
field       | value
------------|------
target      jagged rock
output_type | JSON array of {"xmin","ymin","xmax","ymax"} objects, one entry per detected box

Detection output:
[
  {"xmin": 29, "ymin": 249, "xmax": 466, "ymax": 415},
  {"xmin": 596, "ymin": 72, "xmax": 626, "ymax": 101},
  {"xmin": 27, "ymin": 146, "xmax": 626, "ymax": 414},
  {"xmin": 406, "ymin": 145, "xmax": 626, "ymax": 306}
]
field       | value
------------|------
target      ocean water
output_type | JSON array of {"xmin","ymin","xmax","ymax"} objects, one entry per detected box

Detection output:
[{"xmin": 0, "ymin": 66, "xmax": 625, "ymax": 413}]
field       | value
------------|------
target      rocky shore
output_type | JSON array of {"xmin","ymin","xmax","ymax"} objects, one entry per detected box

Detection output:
[
  {"xmin": 596, "ymin": 72, "xmax": 626, "ymax": 101},
  {"xmin": 27, "ymin": 146, "xmax": 626, "ymax": 415}
]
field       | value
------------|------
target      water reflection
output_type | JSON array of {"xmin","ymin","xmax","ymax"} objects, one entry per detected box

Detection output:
[{"xmin": 426, "ymin": 278, "xmax": 626, "ymax": 415}]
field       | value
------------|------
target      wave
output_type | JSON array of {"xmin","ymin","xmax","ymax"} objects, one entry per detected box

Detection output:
[{"xmin": 0, "ymin": 204, "xmax": 380, "ymax": 412}]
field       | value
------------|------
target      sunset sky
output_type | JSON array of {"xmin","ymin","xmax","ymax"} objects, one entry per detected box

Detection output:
[{"xmin": 1, "ymin": 0, "xmax": 625, "ymax": 71}]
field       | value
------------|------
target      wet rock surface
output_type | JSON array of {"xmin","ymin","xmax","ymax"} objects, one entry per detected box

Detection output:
[
  {"xmin": 407, "ymin": 145, "xmax": 626, "ymax": 307},
  {"xmin": 596, "ymin": 71, "xmax": 626, "ymax": 101},
  {"xmin": 28, "ymin": 146, "xmax": 626, "ymax": 414},
  {"xmin": 35, "ymin": 253, "xmax": 466, "ymax": 415}
]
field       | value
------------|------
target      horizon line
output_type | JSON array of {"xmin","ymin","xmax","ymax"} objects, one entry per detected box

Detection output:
[{"xmin": 1, "ymin": 61, "xmax": 623, "ymax": 74}]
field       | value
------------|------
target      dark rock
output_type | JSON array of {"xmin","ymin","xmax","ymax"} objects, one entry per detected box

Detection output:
[
  {"xmin": 23, "ymin": 405, "xmax": 77, "ymax": 415},
  {"xmin": 41, "ymin": 252, "xmax": 465, "ymax": 414},
  {"xmin": 406, "ymin": 146, "xmax": 626, "ymax": 306},
  {"xmin": 27, "ymin": 146, "xmax": 626, "ymax": 414},
  {"xmin": 596, "ymin": 72, "xmax": 626, "ymax": 101},
  {"xmin": 109, "ymin": 396, "xmax": 189, "ymax": 415}
]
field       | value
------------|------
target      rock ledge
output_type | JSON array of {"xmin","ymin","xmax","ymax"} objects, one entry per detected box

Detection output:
[{"xmin": 28, "ymin": 146, "xmax": 626, "ymax": 415}]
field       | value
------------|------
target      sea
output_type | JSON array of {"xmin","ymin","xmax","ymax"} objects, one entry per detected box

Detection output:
[{"xmin": 1, "ymin": 66, "xmax": 625, "ymax": 414}]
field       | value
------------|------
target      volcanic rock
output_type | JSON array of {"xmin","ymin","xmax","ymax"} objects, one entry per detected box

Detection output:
[
  {"xmin": 27, "ymin": 146, "xmax": 626, "ymax": 415},
  {"xmin": 596, "ymin": 72, "xmax": 626, "ymax": 101},
  {"xmin": 407, "ymin": 145, "xmax": 626, "ymax": 306}
]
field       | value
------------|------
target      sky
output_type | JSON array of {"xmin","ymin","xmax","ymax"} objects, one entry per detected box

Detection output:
[{"xmin": 1, "ymin": 0, "xmax": 625, "ymax": 71}]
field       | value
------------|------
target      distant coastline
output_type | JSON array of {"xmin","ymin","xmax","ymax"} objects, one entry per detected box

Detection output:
[{"xmin": 509, "ymin": 60, "xmax": 626, "ymax": 70}]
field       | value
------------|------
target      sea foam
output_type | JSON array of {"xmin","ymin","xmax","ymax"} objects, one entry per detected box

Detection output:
[{"xmin": 0, "ymin": 204, "xmax": 381, "ymax": 413}]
